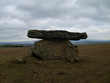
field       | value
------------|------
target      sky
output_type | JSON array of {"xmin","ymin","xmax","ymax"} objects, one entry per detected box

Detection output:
[{"xmin": 0, "ymin": 0, "xmax": 110, "ymax": 42}]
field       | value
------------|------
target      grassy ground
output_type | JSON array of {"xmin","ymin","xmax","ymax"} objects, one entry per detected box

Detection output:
[{"xmin": 0, "ymin": 44, "xmax": 110, "ymax": 83}]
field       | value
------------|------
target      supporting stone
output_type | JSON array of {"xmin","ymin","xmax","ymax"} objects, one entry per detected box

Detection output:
[{"xmin": 31, "ymin": 39, "xmax": 79, "ymax": 62}]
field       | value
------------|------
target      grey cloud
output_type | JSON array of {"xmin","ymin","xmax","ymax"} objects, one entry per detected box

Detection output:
[
  {"xmin": 75, "ymin": 0, "xmax": 110, "ymax": 22},
  {"xmin": 76, "ymin": 0, "xmax": 110, "ymax": 8},
  {"xmin": 16, "ymin": 0, "xmax": 75, "ymax": 19},
  {"xmin": 16, "ymin": 0, "xmax": 110, "ymax": 24},
  {"xmin": 0, "ymin": 0, "xmax": 110, "ymax": 41},
  {"xmin": 0, "ymin": 0, "xmax": 18, "ymax": 6}
]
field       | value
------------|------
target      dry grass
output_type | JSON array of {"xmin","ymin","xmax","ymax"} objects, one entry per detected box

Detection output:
[{"xmin": 0, "ymin": 44, "xmax": 110, "ymax": 83}]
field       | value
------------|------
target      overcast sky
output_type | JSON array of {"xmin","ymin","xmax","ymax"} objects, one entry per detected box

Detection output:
[{"xmin": 0, "ymin": 0, "xmax": 110, "ymax": 42}]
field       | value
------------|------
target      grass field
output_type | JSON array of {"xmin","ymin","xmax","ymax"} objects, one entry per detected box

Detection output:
[{"xmin": 0, "ymin": 44, "xmax": 110, "ymax": 83}]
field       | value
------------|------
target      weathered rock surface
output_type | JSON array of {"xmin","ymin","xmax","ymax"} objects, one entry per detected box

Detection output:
[
  {"xmin": 27, "ymin": 30, "xmax": 88, "ymax": 62},
  {"xmin": 31, "ymin": 40, "xmax": 79, "ymax": 62},
  {"xmin": 12, "ymin": 58, "xmax": 26, "ymax": 64},
  {"xmin": 28, "ymin": 30, "xmax": 87, "ymax": 40}
]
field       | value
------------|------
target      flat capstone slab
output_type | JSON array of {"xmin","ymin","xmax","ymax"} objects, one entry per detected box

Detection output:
[{"xmin": 28, "ymin": 30, "xmax": 87, "ymax": 40}]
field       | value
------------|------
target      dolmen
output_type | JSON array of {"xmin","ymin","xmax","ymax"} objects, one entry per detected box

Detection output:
[{"xmin": 27, "ymin": 30, "xmax": 87, "ymax": 62}]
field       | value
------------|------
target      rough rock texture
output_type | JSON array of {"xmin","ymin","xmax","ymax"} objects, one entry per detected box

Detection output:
[
  {"xmin": 28, "ymin": 30, "xmax": 87, "ymax": 40},
  {"xmin": 12, "ymin": 58, "xmax": 26, "ymax": 64},
  {"xmin": 31, "ymin": 40, "xmax": 79, "ymax": 62},
  {"xmin": 27, "ymin": 30, "xmax": 88, "ymax": 62}
]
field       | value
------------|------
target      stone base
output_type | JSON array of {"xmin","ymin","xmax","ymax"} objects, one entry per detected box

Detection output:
[{"xmin": 31, "ymin": 39, "xmax": 79, "ymax": 62}]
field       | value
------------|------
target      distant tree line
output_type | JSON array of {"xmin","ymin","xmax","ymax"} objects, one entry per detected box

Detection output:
[{"xmin": 0, "ymin": 45, "xmax": 32, "ymax": 47}]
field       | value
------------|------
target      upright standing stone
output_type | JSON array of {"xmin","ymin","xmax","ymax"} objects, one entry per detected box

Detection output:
[{"xmin": 27, "ymin": 30, "xmax": 87, "ymax": 62}]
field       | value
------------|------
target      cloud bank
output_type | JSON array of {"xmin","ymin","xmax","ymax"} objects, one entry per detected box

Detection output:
[{"xmin": 0, "ymin": 0, "xmax": 110, "ymax": 41}]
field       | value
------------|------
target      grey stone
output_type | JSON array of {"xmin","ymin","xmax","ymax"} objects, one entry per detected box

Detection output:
[
  {"xmin": 12, "ymin": 58, "xmax": 26, "ymax": 64},
  {"xmin": 31, "ymin": 40, "xmax": 79, "ymax": 62},
  {"xmin": 28, "ymin": 30, "xmax": 87, "ymax": 40}
]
